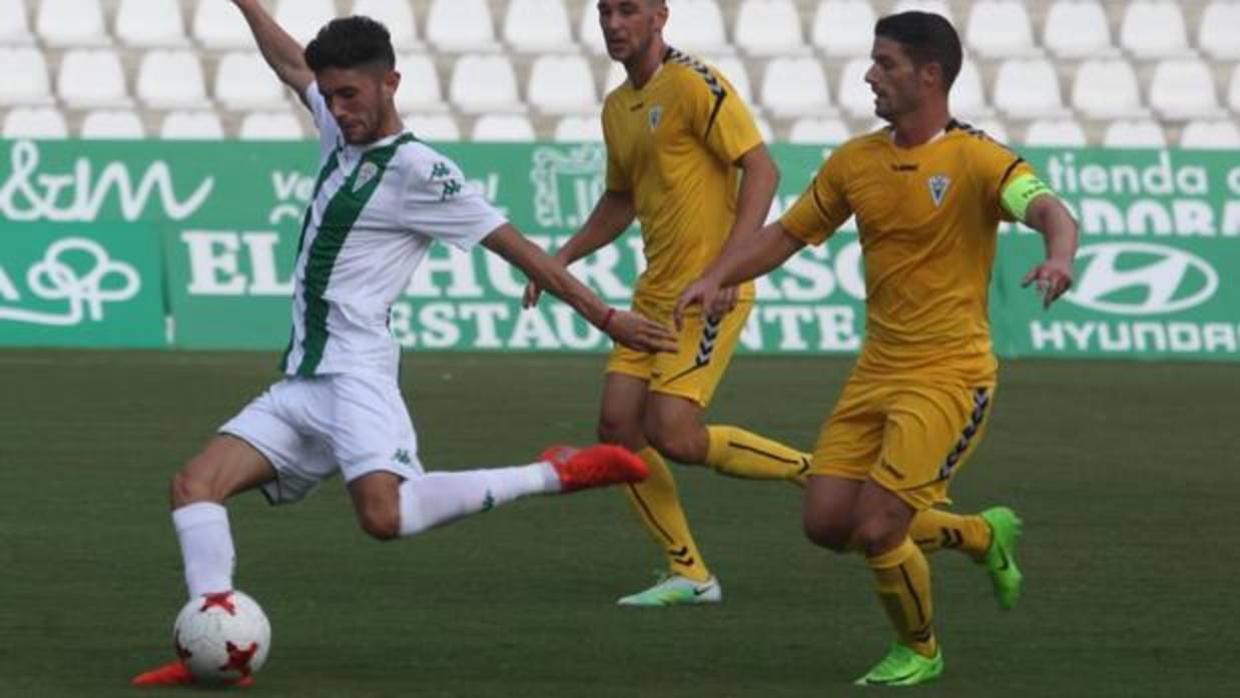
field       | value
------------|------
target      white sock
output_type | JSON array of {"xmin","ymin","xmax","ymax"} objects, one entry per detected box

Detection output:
[
  {"xmin": 172, "ymin": 502, "xmax": 235, "ymax": 598},
  {"xmin": 398, "ymin": 462, "xmax": 559, "ymax": 537}
]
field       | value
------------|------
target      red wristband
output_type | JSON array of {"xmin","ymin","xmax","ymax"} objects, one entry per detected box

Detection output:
[{"xmin": 599, "ymin": 307, "xmax": 616, "ymax": 331}]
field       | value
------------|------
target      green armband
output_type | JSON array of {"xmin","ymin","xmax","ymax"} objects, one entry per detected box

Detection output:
[{"xmin": 1000, "ymin": 173, "xmax": 1053, "ymax": 222}]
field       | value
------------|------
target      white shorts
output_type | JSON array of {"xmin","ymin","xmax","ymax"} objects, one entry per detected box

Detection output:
[{"xmin": 219, "ymin": 373, "xmax": 424, "ymax": 505}]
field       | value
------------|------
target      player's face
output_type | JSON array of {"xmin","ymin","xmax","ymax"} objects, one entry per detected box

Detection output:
[
  {"xmin": 316, "ymin": 66, "xmax": 400, "ymax": 145},
  {"xmin": 865, "ymin": 37, "xmax": 925, "ymax": 121},
  {"xmin": 598, "ymin": 0, "xmax": 667, "ymax": 64}
]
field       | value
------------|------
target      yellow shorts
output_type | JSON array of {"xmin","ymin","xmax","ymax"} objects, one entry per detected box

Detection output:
[
  {"xmin": 605, "ymin": 295, "xmax": 751, "ymax": 407},
  {"xmin": 810, "ymin": 372, "xmax": 997, "ymax": 510}
]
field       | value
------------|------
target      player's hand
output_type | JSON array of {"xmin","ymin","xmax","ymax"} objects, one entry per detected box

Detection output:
[
  {"xmin": 522, "ymin": 279, "xmax": 543, "ymax": 309},
  {"xmin": 1022, "ymin": 258, "xmax": 1074, "ymax": 309},
  {"xmin": 605, "ymin": 310, "xmax": 678, "ymax": 354},
  {"xmin": 674, "ymin": 275, "xmax": 722, "ymax": 330},
  {"xmin": 707, "ymin": 285, "xmax": 739, "ymax": 320}
]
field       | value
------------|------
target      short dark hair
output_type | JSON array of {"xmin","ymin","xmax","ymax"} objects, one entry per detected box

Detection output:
[
  {"xmin": 874, "ymin": 11, "xmax": 962, "ymax": 91},
  {"xmin": 304, "ymin": 16, "xmax": 395, "ymax": 73}
]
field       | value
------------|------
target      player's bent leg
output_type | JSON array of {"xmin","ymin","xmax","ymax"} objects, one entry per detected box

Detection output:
[
  {"xmin": 801, "ymin": 475, "xmax": 863, "ymax": 553},
  {"xmin": 171, "ymin": 434, "xmax": 279, "ymax": 508}
]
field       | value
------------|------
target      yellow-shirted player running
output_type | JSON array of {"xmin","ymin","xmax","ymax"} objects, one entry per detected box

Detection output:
[
  {"xmin": 677, "ymin": 12, "xmax": 1079, "ymax": 686},
  {"xmin": 524, "ymin": 0, "xmax": 810, "ymax": 606}
]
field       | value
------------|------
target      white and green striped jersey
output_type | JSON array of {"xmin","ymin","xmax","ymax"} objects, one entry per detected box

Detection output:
[{"xmin": 279, "ymin": 83, "xmax": 505, "ymax": 378}]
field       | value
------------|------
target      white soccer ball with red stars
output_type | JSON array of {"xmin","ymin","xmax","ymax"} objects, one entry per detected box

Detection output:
[{"xmin": 173, "ymin": 590, "xmax": 271, "ymax": 683}]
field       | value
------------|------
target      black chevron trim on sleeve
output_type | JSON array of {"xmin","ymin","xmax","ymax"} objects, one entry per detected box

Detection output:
[{"xmin": 665, "ymin": 46, "xmax": 729, "ymax": 139}]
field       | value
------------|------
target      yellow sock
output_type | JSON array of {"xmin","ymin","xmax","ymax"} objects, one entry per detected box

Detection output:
[
  {"xmin": 910, "ymin": 508, "xmax": 992, "ymax": 559},
  {"xmin": 623, "ymin": 448, "xmax": 711, "ymax": 582},
  {"xmin": 866, "ymin": 538, "xmax": 938, "ymax": 658},
  {"xmin": 705, "ymin": 425, "xmax": 810, "ymax": 484}
]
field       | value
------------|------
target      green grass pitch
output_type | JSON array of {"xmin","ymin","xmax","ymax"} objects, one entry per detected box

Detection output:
[{"xmin": 1, "ymin": 350, "xmax": 1236, "ymax": 697}]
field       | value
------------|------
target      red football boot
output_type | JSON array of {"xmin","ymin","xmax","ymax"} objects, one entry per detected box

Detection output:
[
  {"xmin": 541, "ymin": 444, "xmax": 649, "ymax": 492},
  {"xmin": 131, "ymin": 660, "xmax": 253, "ymax": 688}
]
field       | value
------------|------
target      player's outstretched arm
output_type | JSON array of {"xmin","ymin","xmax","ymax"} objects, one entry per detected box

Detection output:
[
  {"xmin": 675, "ymin": 221, "xmax": 804, "ymax": 329},
  {"xmin": 230, "ymin": 0, "xmax": 314, "ymax": 105},
  {"xmin": 1020, "ymin": 195, "xmax": 1079, "ymax": 309},
  {"xmin": 522, "ymin": 190, "xmax": 636, "ymax": 308},
  {"xmin": 484, "ymin": 224, "xmax": 678, "ymax": 353}
]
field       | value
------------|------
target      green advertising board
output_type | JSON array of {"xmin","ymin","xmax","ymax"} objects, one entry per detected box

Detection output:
[{"xmin": 2, "ymin": 138, "xmax": 1238, "ymax": 360}]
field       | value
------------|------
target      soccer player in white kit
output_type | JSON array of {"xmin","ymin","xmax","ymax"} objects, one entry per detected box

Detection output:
[{"xmin": 133, "ymin": 2, "xmax": 678, "ymax": 687}]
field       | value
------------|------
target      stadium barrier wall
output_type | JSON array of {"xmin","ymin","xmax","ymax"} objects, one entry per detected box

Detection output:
[{"xmin": 1, "ymin": 139, "xmax": 1238, "ymax": 360}]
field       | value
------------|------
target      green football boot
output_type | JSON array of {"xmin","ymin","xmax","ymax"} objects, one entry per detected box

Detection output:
[
  {"xmin": 979, "ymin": 506, "xmax": 1023, "ymax": 610},
  {"xmin": 854, "ymin": 643, "xmax": 944, "ymax": 687}
]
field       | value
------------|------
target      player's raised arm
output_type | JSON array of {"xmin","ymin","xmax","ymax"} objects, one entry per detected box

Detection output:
[
  {"xmin": 521, "ymin": 189, "xmax": 636, "ymax": 308},
  {"xmin": 674, "ymin": 221, "xmax": 805, "ymax": 329},
  {"xmin": 1019, "ymin": 194, "xmax": 1079, "ymax": 309},
  {"xmin": 230, "ymin": 0, "xmax": 314, "ymax": 104}
]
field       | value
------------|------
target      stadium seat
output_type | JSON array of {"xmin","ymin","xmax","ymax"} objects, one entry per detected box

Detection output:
[
  {"xmin": 80, "ymin": 110, "xmax": 146, "ymax": 139},
  {"xmin": 709, "ymin": 56, "xmax": 755, "ymax": 105},
  {"xmin": 215, "ymin": 52, "xmax": 288, "ymax": 111},
  {"xmin": 812, "ymin": 0, "xmax": 877, "ymax": 58},
  {"xmin": 952, "ymin": 59, "xmax": 991, "ymax": 119},
  {"xmin": 527, "ymin": 55, "xmax": 598, "ymax": 115},
  {"xmin": 1119, "ymin": 1, "xmax": 1191, "ymax": 59},
  {"xmin": 405, "ymin": 113, "xmax": 461, "ymax": 141},
  {"xmin": 426, "ymin": 0, "xmax": 499, "ymax": 52},
  {"xmin": 395, "ymin": 53, "xmax": 447, "ymax": 113},
  {"xmin": 137, "ymin": 50, "xmax": 210, "ymax": 109},
  {"xmin": 761, "ymin": 57, "xmax": 834, "ymax": 118},
  {"xmin": 37, "ymin": 0, "xmax": 109, "ymax": 47},
  {"xmin": 503, "ymin": 0, "xmax": 574, "ymax": 53},
  {"xmin": 57, "ymin": 49, "xmax": 131, "ymax": 108},
  {"xmin": 274, "ymin": 0, "xmax": 336, "ymax": 44},
  {"xmin": 788, "ymin": 116, "xmax": 851, "ymax": 144},
  {"xmin": 1042, "ymin": 1, "xmax": 1114, "ymax": 58},
  {"xmin": 160, "ymin": 110, "xmax": 225, "ymax": 140},
  {"xmin": 0, "ymin": 48, "xmax": 52, "ymax": 106},
  {"xmin": 1102, "ymin": 119, "xmax": 1167, "ymax": 148},
  {"xmin": 1198, "ymin": 1, "xmax": 1240, "ymax": 60},
  {"xmin": 837, "ymin": 57, "xmax": 876, "ymax": 119},
  {"xmin": 992, "ymin": 58, "xmax": 1067, "ymax": 118},
  {"xmin": 553, "ymin": 115, "xmax": 604, "ymax": 142},
  {"xmin": 2, "ymin": 107, "xmax": 68, "ymax": 138},
  {"xmin": 1179, "ymin": 119, "xmax": 1240, "ymax": 149},
  {"xmin": 116, "ymin": 0, "xmax": 188, "ymax": 47},
  {"xmin": 1229, "ymin": 66, "xmax": 1240, "ymax": 113},
  {"xmin": 965, "ymin": 1, "xmax": 1039, "ymax": 58},
  {"xmin": 1149, "ymin": 59, "xmax": 1222, "ymax": 120},
  {"xmin": 663, "ymin": 0, "xmax": 731, "ymax": 55},
  {"xmin": 192, "ymin": 0, "xmax": 252, "ymax": 49},
  {"xmin": 0, "ymin": 0, "xmax": 33, "ymax": 45},
  {"xmin": 604, "ymin": 62, "xmax": 627, "ymax": 92},
  {"xmin": 353, "ymin": 0, "xmax": 421, "ymax": 50},
  {"xmin": 734, "ymin": 0, "xmax": 807, "ymax": 56},
  {"xmin": 1071, "ymin": 59, "xmax": 1147, "ymax": 119},
  {"xmin": 1022, "ymin": 118, "xmax": 1087, "ymax": 147},
  {"xmin": 578, "ymin": 0, "xmax": 607, "ymax": 56},
  {"xmin": 239, "ymin": 111, "xmax": 304, "ymax": 140},
  {"xmin": 449, "ymin": 54, "xmax": 523, "ymax": 114},
  {"xmin": 471, "ymin": 114, "xmax": 536, "ymax": 142},
  {"xmin": 891, "ymin": 0, "xmax": 953, "ymax": 24}
]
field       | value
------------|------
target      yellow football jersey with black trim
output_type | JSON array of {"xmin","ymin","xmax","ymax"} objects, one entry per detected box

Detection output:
[
  {"xmin": 780, "ymin": 121, "xmax": 1036, "ymax": 380},
  {"xmin": 602, "ymin": 48, "xmax": 764, "ymax": 302}
]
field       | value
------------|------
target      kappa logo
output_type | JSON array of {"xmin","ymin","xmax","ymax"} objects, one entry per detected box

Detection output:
[
  {"xmin": 353, "ymin": 161, "xmax": 379, "ymax": 192},
  {"xmin": 927, "ymin": 174, "xmax": 951, "ymax": 207},
  {"xmin": 1066, "ymin": 242, "xmax": 1218, "ymax": 316},
  {"xmin": 648, "ymin": 105, "xmax": 664, "ymax": 131}
]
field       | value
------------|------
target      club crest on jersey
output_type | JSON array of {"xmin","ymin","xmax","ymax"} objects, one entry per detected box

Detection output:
[
  {"xmin": 927, "ymin": 174, "xmax": 951, "ymax": 207},
  {"xmin": 648, "ymin": 105, "xmax": 663, "ymax": 131},
  {"xmin": 354, "ymin": 162, "xmax": 379, "ymax": 192}
]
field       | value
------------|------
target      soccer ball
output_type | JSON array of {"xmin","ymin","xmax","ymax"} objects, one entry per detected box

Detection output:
[{"xmin": 173, "ymin": 590, "xmax": 271, "ymax": 683}]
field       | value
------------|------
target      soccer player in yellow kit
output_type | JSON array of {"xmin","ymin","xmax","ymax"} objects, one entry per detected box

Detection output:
[
  {"xmin": 525, "ymin": 0, "xmax": 809, "ymax": 606},
  {"xmin": 678, "ymin": 12, "xmax": 1079, "ymax": 685}
]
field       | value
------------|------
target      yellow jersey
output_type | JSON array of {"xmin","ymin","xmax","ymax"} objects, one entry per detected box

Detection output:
[
  {"xmin": 602, "ymin": 48, "xmax": 764, "ymax": 303},
  {"xmin": 780, "ymin": 122, "xmax": 1035, "ymax": 380}
]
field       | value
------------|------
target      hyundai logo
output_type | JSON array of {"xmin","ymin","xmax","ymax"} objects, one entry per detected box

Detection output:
[{"xmin": 1065, "ymin": 242, "xmax": 1218, "ymax": 316}]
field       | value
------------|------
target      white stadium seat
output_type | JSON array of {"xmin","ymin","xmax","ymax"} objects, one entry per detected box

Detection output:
[
  {"xmin": 952, "ymin": 59, "xmax": 991, "ymax": 119},
  {"xmin": 1229, "ymin": 66, "xmax": 1240, "ymax": 113},
  {"xmin": 1149, "ymin": 59, "xmax": 1222, "ymax": 120},
  {"xmin": 837, "ymin": 57, "xmax": 876, "ymax": 119},
  {"xmin": 449, "ymin": 54, "xmax": 523, "ymax": 114},
  {"xmin": 761, "ymin": 57, "xmax": 833, "ymax": 118},
  {"xmin": 0, "ymin": 0, "xmax": 33, "ymax": 45},
  {"xmin": 395, "ymin": 54, "xmax": 447, "ymax": 113},
  {"xmin": 37, "ymin": 0, "xmax": 109, "ymax": 47},
  {"xmin": 1071, "ymin": 59, "xmax": 1147, "ymax": 120},
  {"xmin": 161, "ymin": 110, "xmax": 225, "ymax": 140},
  {"xmin": 80, "ymin": 110, "xmax": 146, "ymax": 139},
  {"xmin": 471, "ymin": 114, "xmax": 535, "ymax": 142},
  {"xmin": 0, "ymin": 48, "xmax": 52, "ymax": 106},
  {"xmin": 788, "ymin": 117, "xmax": 851, "ymax": 144},
  {"xmin": 1198, "ymin": 1, "xmax": 1240, "ymax": 60},
  {"xmin": 1023, "ymin": 118, "xmax": 1087, "ymax": 147},
  {"xmin": 553, "ymin": 115, "xmax": 604, "ymax": 142},
  {"xmin": 192, "ymin": 0, "xmax": 252, "ymax": 49},
  {"xmin": 604, "ymin": 62, "xmax": 627, "ymax": 93},
  {"xmin": 735, "ymin": 0, "xmax": 807, "ymax": 56},
  {"xmin": 663, "ymin": 0, "xmax": 731, "ymax": 55},
  {"xmin": 353, "ymin": 0, "xmax": 421, "ymax": 50},
  {"xmin": 3, "ymin": 107, "xmax": 68, "ymax": 138},
  {"xmin": 503, "ymin": 0, "xmax": 574, "ymax": 53},
  {"xmin": 274, "ymin": 0, "xmax": 336, "ymax": 44},
  {"xmin": 239, "ymin": 111, "xmax": 304, "ymax": 140},
  {"xmin": 578, "ymin": 1, "xmax": 606, "ymax": 56},
  {"xmin": 527, "ymin": 55, "xmax": 598, "ymax": 115},
  {"xmin": 992, "ymin": 58, "xmax": 1066, "ymax": 118},
  {"xmin": 57, "ymin": 49, "xmax": 130, "ymax": 108},
  {"xmin": 137, "ymin": 50, "xmax": 210, "ymax": 109},
  {"xmin": 708, "ymin": 56, "xmax": 755, "ymax": 105},
  {"xmin": 1179, "ymin": 120, "xmax": 1240, "ymax": 149},
  {"xmin": 965, "ymin": 1, "xmax": 1038, "ymax": 59},
  {"xmin": 426, "ymin": 0, "xmax": 499, "ymax": 52},
  {"xmin": 1042, "ymin": 1, "xmax": 1114, "ymax": 58},
  {"xmin": 405, "ymin": 113, "xmax": 461, "ymax": 141},
  {"xmin": 812, "ymin": 0, "xmax": 877, "ymax": 58},
  {"xmin": 1103, "ymin": 119, "xmax": 1167, "ymax": 148},
  {"xmin": 1120, "ymin": 1, "xmax": 1191, "ymax": 59},
  {"xmin": 116, "ymin": 0, "xmax": 188, "ymax": 47},
  {"xmin": 215, "ymin": 52, "xmax": 287, "ymax": 111},
  {"xmin": 891, "ymin": 0, "xmax": 953, "ymax": 24}
]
